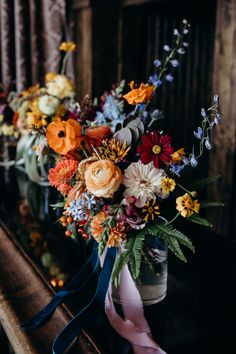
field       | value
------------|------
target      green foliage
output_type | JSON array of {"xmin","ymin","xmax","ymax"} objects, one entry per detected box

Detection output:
[
  {"xmin": 188, "ymin": 175, "xmax": 220, "ymax": 190},
  {"xmin": 188, "ymin": 214, "xmax": 213, "ymax": 228},
  {"xmin": 200, "ymin": 201, "xmax": 224, "ymax": 208},
  {"xmin": 145, "ymin": 222, "xmax": 195, "ymax": 262},
  {"xmin": 112, "ymin": 230, "xmax": 145, "ymax": 284}
]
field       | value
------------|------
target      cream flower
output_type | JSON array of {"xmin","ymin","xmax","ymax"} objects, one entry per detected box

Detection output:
[
  {"xmin": 123, "ymin": 161, "xmax": 165, "ymax": 207},
  {"xmin": 38, "ymin": 95, "xmax": 60, "ymax": 115},
  {"xmin": 45, "ymin": 74, "xmax": 75, "ymax": 100}
]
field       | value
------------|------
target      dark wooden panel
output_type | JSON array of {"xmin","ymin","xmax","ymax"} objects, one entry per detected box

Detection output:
[
  {"xmin": 209, "ymin": 0, "xmax": 236, "ymax": 239},
  {"xmin": 0, "ymin": 222, "xmax": 100, "ymax": 354}
]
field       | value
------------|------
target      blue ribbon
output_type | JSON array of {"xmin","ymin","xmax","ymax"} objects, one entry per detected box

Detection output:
[
  {"xmin": 21, "ymin": 240, "xmax": 99, "ymax": 330},
  {"xmin": 52, "ymin": 247, "xmax": 117, "ymax": 354}
]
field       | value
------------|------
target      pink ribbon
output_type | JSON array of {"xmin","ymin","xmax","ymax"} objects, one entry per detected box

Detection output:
[{"xmin": 105, "ymin": 264, "xmax": 167, "ymax": 354}]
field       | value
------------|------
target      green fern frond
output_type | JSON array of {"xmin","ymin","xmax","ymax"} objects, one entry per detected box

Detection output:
[
  {"xmin": 188, "ymin": 175, "xmax": 220, "ymax": 190},
  {"xmin": 188, "ymin": 214, "xmax": 213, "ymax": 227},
  {"xmin": 200, "ymin": 201, "xmax": 224, "ymax": 208}
]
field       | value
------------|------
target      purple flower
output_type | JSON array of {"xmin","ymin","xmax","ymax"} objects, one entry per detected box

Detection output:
[
  {"xmin": 153, "ymin": 59, "xmax": 161, "ymax": 67},
  {"xmin": 193, "ymin": 127, "xmax": 203, "ymax": 139},
  {"xmin": 170, "ymin": 60, "xmax": 179, "ymax": 68},
  {"xmin": 165, "ymin": 74, "xmax": 174, "ymax": 82}
]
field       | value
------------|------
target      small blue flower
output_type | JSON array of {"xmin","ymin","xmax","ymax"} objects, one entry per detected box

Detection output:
[
  {"xmin": 170, "ymin": 60, "xmax": 179, "ymax": 68},
  {"xmin": 183, "ymin": 42, "xmax": 189, "ymax": 47},
  {"xmin": 149, "ymin": 74, "xmax": 162, "ymax": 87},
  {"xmin": 193, "ymin": 127, "xmax": 203, "ymax": 139},
  {"xmin": 205, "ymin": 137, "xmax": 212, "ymax": 150},
  {"xmin": 153, "ymin": 59, "xmax": 161, "ymax": 67},
  {"xmin": 169, "ymin": 162, "xmax": 185, "ymax": 177},
  {"xmin": 163, "ymin": 45, "xmax": 171, "ymax": 52},
  {"xmin": 173, "ymin": 29, "xmax": 179, "ymax": 36},
  {"xmin": 177, "ymin": 48, "xmax": 185, "ymax": 55},
  {"xmin": 182, "ymin": 157, "xmax": 190, "ymax": 165},
  {"xmin": 209, "ymin": 122, "xmax": 215, "ymax": 130},
  {"xmin": 183, "ymin": 29, "xmax": 189, "ymax": 34},
  {"xmin": 190, "ymin": 154, "xmax": 198, "ymax": 168},
  {"xmin": 213, "ymin": 94, "xmax": 219, "ymax": 103},
  {"xmin": 201, "ymin": 108, "xmax": 207, "ymax": 117},
  {"xmin": 165, "ymin": 74, "xmax": 174, "ymax": 82}
]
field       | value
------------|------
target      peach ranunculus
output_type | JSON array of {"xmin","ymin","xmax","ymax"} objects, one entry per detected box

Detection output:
[
  {"xmin": 123, "ymin": 81, "xmax": 154, "ymax": 105},
  {"xmin": 65, "ymin": 181, "xmax": 86, "ymax": 208},
  {"xmin": 46, "ymin": 119, "xmax": 81, "ymax": 155},
  {"xmin": 84, "ymin": 159, "xmax": 122, "ymax": 198},
  {"xmin": 85, "ymin": 126, "xmax": 111, "ymax": 140},
  {"xmin": 90, "ymin": 211, "xmax": 107, "ymax": 241}
]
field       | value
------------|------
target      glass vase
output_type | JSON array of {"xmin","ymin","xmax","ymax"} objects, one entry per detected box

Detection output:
[{"xmin": 112, "ymin": 237, "xmax": 168, "ymax": 306}]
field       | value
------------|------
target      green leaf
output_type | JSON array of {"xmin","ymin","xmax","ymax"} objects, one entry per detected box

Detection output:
[
  {"xmin": 165, "ymin": 236, "xmax": 187, "ymax": 262},
  {"xmin": 146, "ymin": 223, "xmax": 195, "ymax": 253},
  {"xmin": 50, "ymin": 202, "xmax": 65, "ymax": 209},
  {"xmin": 200, "ymin": 201, "xmax": 225, "ymax": 208},
  {"xmin": 188, "ymin": 214, "xmax": 213, "ymax": 228},
  {"xmin": 112, "ymin": 230, "xmax": 145, "ymax": 282},
  {"xmin": 188, "ymin": 175, "xmax": 220, "ymax": 190}
]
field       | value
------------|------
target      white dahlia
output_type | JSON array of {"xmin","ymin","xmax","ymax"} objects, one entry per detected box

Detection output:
[{"xmin": 123, "ymin": 161, "xmax": 166, "ymax": 207}]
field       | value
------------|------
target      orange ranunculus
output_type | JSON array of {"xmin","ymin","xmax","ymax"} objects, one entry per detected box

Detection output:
[
  {"xmin": 123, "ymin": 81, "xmax": 154, "ymax": 105},
  {"xmin": 84, "ymin": 125, "xmax": 112, "ymax": 148},
  {"xmin": 85, "ymin": 126, "xmax": 111, "ymax": 139},
  {"xmin": 46, "ymin": 119, "xmax": 81, "ymax": 155},
  {"xmin": 90, "ymin": 211, "xmax": 107, "ymax": 241},
  {"xmin": 84, "ymin": 159, "xmax": 122, "ymax": 198}
]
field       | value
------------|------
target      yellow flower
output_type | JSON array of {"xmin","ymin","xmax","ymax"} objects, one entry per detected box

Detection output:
[
  {"xmin": 176, "ymin": 193, "xmax": 200, "ymax": 217},
  {"xmin": 171, "ymin": 148, "xmax": 185, "ymax": 164},
  {"xmin": 84, "ymin": 160, "xmax": 122, "ymax": 198},
  {"xmin": 123, "ymin": 81, "xmax": 154, "ymax": 105},
  {"xmin": 26, "ymin": 112, "xmax": 48, "ymax": 128},
  {"xmin": 21, "ymin": 83, "xmax": 40, "ymax": 97},
  {"xmin": 161, "ymin": 177, "xmax": 176, "ymax": 194},
  {"xmin": 59, "ymin": 42, "xmax": 76, "ymax": 52},
  {"xmin": 98, "ymin": 138, "xmax": 131, "ymax": 163},
  {"xmin": 142, "ymin": 199, "xmax": 160, "ymax": 222}
]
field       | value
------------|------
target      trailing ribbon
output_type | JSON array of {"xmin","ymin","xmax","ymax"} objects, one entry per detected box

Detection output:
[
  {"xmin": 52, "ymin": 247, "xmax": 117, "ymax": 354},
  {"xmin": 21, "ymin": 240, "xmax": 99, "ymax": 330},
  {"xmin": 105, "ymin": 265, "xmax": 167, "ymax": 354}
]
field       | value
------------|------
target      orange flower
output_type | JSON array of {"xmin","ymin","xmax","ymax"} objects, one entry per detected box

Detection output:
[
  {"xmin": 123, "ymin": 81, "xmax": 154, "ymax": 105},
  {"xmin": 59, "ymin": 42, "xmax": 76, "ymax": 52},
  {"xmin": 171, "ymin": 148, "xmax": 186, "ymax": 164},
  {"xmin": 48, "ymin": 159, "xmax": 78, "ymax": 196},
  {"xmin": 106, "ymin": 224, "xmax": 126, "ymax": 247},
  {"xmin": 46, "ymin": 119, "xmax": 81, "ymax": 155},
  {"xmin": 84, "ymin": 126, "xmax": 111, "ymax": 150},
  {"xmin": 85, "ymin": 160, "xmax": 122, "ymax": 198},
  {"xmin": 85, "ymin": 126, "xmax": 111, "ymax": 140},
  {"xmin": 90, "ymin": 211, "xmax": 107, "ymax": 241}
]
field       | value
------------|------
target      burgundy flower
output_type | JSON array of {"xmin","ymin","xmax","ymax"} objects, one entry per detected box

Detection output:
[{"xmin": 137, "ymin": 131, "xmax": 174, "ymax": 168}]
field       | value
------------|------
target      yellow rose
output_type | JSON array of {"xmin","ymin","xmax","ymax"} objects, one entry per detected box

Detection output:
[{"xmin": 84, "ymin": 160, "xmax": 122, "ymax": 198}]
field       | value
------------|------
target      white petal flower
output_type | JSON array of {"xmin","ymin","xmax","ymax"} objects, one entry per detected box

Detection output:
[
  {"xmin": 38, "ymin": 95, "xmax": 60, "ymax": 115},
  {"xmin": 123, "ymin": 161, "xmax": 166, "ymax": 207}
]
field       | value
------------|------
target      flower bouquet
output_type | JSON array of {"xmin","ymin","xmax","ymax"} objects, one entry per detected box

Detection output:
[
  {"xmin": 8, "ymin": 42, "xmax": 79, "ymax": 184},
  {"xmin": 22, "ymin": 21, "xmax": 223, "ymax": 354}
]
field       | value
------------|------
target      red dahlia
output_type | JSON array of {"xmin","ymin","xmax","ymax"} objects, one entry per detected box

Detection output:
[{"xmin": 137, "ymin": 131, "xmax": 174, "ymax": 168}]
